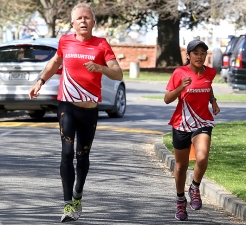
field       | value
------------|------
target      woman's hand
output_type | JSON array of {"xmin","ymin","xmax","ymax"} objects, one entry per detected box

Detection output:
[
  {"xmin": 164, "ymin": 77, "xmax": 192, "ymax": 104},
  {"xmin": 211, "ymin": 102, "xmax": 220, "ymax": 115},
  {"xmin": 181, "ymin": 77, "xmax": 192, "ymax": 90}
]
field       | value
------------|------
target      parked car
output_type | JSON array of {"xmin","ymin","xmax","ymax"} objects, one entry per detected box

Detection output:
[
  {"xmin": 0, "ymin": 38, "xmax": 126, "ymax": 118},
  {"xmin": 220, "ymin": 35, "xmax": 240, "ymax": 82},
  {"xmin": 228, "ymin": 35, "xmax": 246, "ymax": 90}
]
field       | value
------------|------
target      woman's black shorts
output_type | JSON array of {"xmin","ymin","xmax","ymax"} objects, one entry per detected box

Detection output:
[{"xmin": 172, "ymin": 127, "xmax": 213, "ymax": 150}]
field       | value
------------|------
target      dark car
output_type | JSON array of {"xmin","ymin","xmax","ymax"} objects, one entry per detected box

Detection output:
[
  {"xmin": 228, "ymin": 35, "xmax": 246, "ymax": 90},
  {"xmin": 220, "ymin": 35, "xmax": 240, "ymax": 82}
]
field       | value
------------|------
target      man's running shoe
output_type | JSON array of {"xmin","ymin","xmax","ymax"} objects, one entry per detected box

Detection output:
[
  {"xmin": 60, "ymin": 204, "xmax": 78, "ymax": 223},
  {"xmin": 188, "ymin": 186, "xmax": 202, "ymax": 210},
  {"xmin": 175, "ymin": 198, "xmax": 188, "ymax": 221},
  {"xmin": 73, "ymin": 198, "xmax": 82, "ymax": 218}
]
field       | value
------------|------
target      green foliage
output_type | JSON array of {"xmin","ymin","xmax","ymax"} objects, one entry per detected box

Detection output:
[
  {"xmin": 163, "ymin": 121, "xmax": 246, "ymax": 202},
  {"xmin": 180, "ymin": 1, "xmax": 210, "ymax": 29}
]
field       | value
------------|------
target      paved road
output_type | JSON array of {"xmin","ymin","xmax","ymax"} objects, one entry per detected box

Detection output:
[
  {"xmin": 0, "ymin": 125, "xmax": 245, "ymax": 225},
  {"xmin": 0, "ymin": 82, "xmax": 245, "ymax": 224}
]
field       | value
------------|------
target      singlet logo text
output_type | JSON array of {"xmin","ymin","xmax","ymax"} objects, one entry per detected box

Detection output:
[
  {"xmin": 65, "ymin": 54, "xmax": 95, "ymax": 60},
  {"xmin": 187, "ymin": 88, "xmax": 211, "ymax": 93}
]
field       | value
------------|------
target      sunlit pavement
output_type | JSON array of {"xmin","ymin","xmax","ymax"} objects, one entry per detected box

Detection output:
[{"xmin": 0, "ymin": 122, "xmax": 164, "ymax": 135}]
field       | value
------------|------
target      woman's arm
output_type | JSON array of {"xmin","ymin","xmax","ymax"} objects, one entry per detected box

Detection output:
[
  {"xmin": 209, "ymin": 87, "xmax": 220, "ymax": 115},
  {"xmin": 164, "ymin": 77, "xmax": 192, "ymax": 104}
]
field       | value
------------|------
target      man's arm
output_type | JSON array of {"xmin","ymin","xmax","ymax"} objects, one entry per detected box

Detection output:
[
  {"xmin": 29, "ymin": 53, "xmax": 63, "ymax": 99},
  {"xmin": 103, "ymin": 59, "xmax": 123, "ymax": 81},
  {"xmin": 39, "ymin": 53, "xmax": 63, "ymax": 82},
  {"xmin": 84, "ymin": 59, "xmax": 123, "ymax": 81}
]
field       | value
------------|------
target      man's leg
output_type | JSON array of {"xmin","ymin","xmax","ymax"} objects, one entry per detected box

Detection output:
[
  {"xmin": 57, "ymin": 102, "xmax": 77, "ymax": 222},
  {"xmin": 73, "ymin": 106, "xmax": 98, "ymax": 217}
]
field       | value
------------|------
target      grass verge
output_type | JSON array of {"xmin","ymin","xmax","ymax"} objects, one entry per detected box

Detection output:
[
  {"xmin": 123, "ymin": 71, "xmax": 171, "ymax": 81},
  {"xmin": 123, "ymin": 71, "xmax": 246, "ymax": 102},
  {"xmin": 123, "ymin": 71, "xmax": 224, "ymax": 83},
  {"xmin": 163, "ymin": 120, "xmax": 246, "ymax": 202},
  {"xmin": 141, "ymin": 94, "xmax": 246, "ymax": 102}
]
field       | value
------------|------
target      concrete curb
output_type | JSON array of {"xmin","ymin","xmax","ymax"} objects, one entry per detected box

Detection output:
[{"xmin": 153, "ymin": 138, "xmax": 246, "ymax": 222}]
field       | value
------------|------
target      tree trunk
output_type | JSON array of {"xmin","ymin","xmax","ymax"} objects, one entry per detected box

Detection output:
[
  {"xmin": 45, "ymin": 23, "xmax": 55, "ymax": 38},
  {"xmin": 44, "ymin": 16, "xmax": 57, "ymax": 38},
  {"xmin": 156, "ymin": 17, "xmax": 182, "ymax": 68}
]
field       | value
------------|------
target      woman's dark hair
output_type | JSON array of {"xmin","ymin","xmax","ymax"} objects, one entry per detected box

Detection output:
[
  {"xmin": 183, "ymin": 57, "xmax": 190, "ymax": 66},
  {"xmin": 184, "ymin": 43, "xmax": 207, "ymax": 66}
]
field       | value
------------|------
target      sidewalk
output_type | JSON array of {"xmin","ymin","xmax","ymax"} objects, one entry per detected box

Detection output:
[{"xmin": 153, "ymin": 138, "xmax": 246, "ymax": 222}]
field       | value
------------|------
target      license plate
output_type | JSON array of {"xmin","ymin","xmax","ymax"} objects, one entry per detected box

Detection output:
[{"xmin": 9, "ymin": 72, "xmax": 29, "ymax": 80}]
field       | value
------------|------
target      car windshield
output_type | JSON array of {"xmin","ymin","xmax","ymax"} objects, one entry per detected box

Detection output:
[{"xmin": 0, "ymin": 45, "xmax": 56, "ymax": 62}]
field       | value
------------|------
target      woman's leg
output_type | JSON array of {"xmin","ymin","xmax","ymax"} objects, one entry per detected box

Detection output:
[
  {"xmin": 174, "ymin": 147, "xmax": 190, "ymax": 221},
  {"xmin": 172, "ymin": 128, "xmax": 192, "ymax": 221},
  {"xmin": 174, "ymin": 148, "xmax": 190, "ymax": 194},
  {"xmin": 189, "ymin": 131, "xmax": 211, "ymax": 210},
  {"xmin": 192, "ymin": 134, "xmax": 211, "ymax": 183}
]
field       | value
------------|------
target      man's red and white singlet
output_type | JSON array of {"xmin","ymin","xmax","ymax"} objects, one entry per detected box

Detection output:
[
  {"xmin": 166, "ymin": 65, "xmax": 216, "ymax": 132},
  {"xmin": 56, "ymin": 34, "xmax": 116, "ymax": 103}
]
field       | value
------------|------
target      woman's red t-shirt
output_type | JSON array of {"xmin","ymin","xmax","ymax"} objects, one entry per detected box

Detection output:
[{"xmin": 166, "ymin": 65, "xmax": 216, "ymax": 132}]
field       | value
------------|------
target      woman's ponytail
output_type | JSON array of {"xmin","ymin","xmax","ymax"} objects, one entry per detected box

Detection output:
[{"xmin": 183, "ymin": 58, "xmax": 190, "ymax": 66}]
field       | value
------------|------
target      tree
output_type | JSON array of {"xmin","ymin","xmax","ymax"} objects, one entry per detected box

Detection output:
[
  {"xmin": 1, "ymin": 0, "xmax": 246, "ymax": 67},
  {"xmin": 0, "ymin": 0, "xmax": 37, "ymax": 41},
  {"xmin": 35, "ymin": 0, "xmax": 75, "ymax": 37},
  {"xmin": 35, "ymin": 0, "xmax": 101, "ymax": 37},
  {"xmin": 0, "ymin": 0, "xmax": 80, "ymax": 40},
  {"xmin": 94, "ymin": 0, "xmax": 188, "ymax": 67},
  {"xmin": 94, "ymin": 0, "xmax": 246, "ymax": 67}
]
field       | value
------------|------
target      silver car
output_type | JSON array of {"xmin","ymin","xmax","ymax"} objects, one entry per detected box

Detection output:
[{"xmin": 0, "ymin": 38, "xmax": 126, "ymax": 118}]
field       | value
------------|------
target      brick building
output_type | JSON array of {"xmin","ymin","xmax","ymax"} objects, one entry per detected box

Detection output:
[{"xmin": 111, "ymin": 44, "xmax": 213, "ymax": 70}]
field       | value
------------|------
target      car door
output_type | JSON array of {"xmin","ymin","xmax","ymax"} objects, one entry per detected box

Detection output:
[{"xmin": 101, "ymin": 74, "xmax": 120, "ymax": 107}]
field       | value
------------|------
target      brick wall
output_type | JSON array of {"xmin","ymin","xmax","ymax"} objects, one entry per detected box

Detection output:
[
  {"xmin": 111, "ymin": 43, "xmax": 157, "ymax": 70},
  {"xmin": 111, "ymin": 44, "xmax": 213, "ymax": 70}
]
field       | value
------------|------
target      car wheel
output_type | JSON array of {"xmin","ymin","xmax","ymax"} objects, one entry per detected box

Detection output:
[
  {"xmin": 212, "ymin": 48, "xmax": 222, "ymax": 73},
  {"xmin": 107, "ymin": 85, "xmax": 126, "ymax": 118},
  {"xmin": 27, "ymin": 110, "xmax": 46, "ymax": 119}
]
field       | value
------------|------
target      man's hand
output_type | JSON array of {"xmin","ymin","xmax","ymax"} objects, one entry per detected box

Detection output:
[
  {"xmin": 29, "ymin": 82, "xmax": 42, "ymax": 99},
  {"xmin": 84, "ymin": 61, "xmax": 102, "ymax": 72}
]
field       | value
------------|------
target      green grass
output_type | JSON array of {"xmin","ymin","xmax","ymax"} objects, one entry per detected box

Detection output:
[
  {"xmin": 141, "ymin": 94, "xmax": 246, "ymax": 102},
  {"xmin": 213, "ymin": 94, "xmax": 246, "ymax": 102},
  {"xmin": 163, "ymin": 120, "xmax": 246, "ymax": 202},
  {"xmin": 123, "ymin": 71, "xmax": 172, "ymax": 81},
  {"xmin": 123, "ymin": 71, "xmax": 246, "ymax": 102},
  {"xmin": 123, "ymin": 71, "xmax": 224, "ymax": 83}
]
